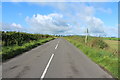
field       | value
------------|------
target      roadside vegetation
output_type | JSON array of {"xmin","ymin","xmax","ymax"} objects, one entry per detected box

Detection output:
[
  {"xmin": 64, "ymin": 36, "xmax": 119, "ymax": 79},
  {"xmin": 1, "ymin": 31, "xmax": 55, "ymax": 61}
]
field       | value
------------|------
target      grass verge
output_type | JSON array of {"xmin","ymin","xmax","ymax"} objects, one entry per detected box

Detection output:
[
  {"xmin": 1, "ymin": 38, "xmax": 54, "ymax": 61},
  {"xmin": 64, "ymin": 37, "xmax": 118, "ymax": 79}
]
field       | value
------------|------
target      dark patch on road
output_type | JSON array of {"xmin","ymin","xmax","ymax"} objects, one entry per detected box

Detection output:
[
  {"xmin": 10, "ymin": 65, "xmax": 19, "ymax": 70},
  {"xmin": 15, "ymin": 66, "xmax": 30, "ymax": 78},
  {"xmin": 68, "ymin": 76, "xmax": 73, "ymax": 78},
  {"xmin": 67, "ymin": 52, "xmax": 79, "ymax": 75},
  {"xmin": 3, "ymin": 65, "xmax": 20, "ymax": 73},
  {"xmin": 70, "ymin": 64, "xmax": 79, "ymax": 74},
  {"xmin": 37, "ymin": 56, "xmax": 40, "ymax": 57}
]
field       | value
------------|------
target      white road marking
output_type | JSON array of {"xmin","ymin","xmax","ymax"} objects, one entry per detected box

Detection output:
[
  {"xmin": 55, "ymin": 44, "xmax": 58, "ymax": 49},
  {"xmin": 55, "ymin": 40, "xmax": 60, "ymax": 49},
  {"xmin": 41, "ymin": 54, "xmax": 54, "ymax": 80}
]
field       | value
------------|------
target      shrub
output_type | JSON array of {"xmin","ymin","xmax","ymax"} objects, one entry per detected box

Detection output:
[{"xmin": 89, "ymin": 38, "xmax": 108, "ymax": 49}]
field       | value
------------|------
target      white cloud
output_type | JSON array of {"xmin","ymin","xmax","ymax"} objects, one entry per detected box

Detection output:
[
  {"xmin": 25, "ymin": 13, "xmax": 71, "ymax": 34},
  {"xmin": 85, "ymin": 16, "xmax": 105, "ymax": 33},
  {"xmin": 50, "ymin": 3, "xmax": 117, "ymax": 37},
  {"xmin": 2, "ymin": 23, "xmax": 24, "ymax": 32},
  {"xmin": 53, "ymin": 3, "xmax": 105, "ymax": 35},
  {"xmin": 24, "ymin": 3, "xmax": 117, "ymax": 37},
  {"xmin": 11, "ymin": 23, "xmax": 22, "ymax": 28},
  {"xmin": 82, "ymin": 16, "xmax": 118, "ymax": 37}
]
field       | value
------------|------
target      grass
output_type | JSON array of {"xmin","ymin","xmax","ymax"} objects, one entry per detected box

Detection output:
[
  {"xmin": 1, "ymin": 38, "xmax": 54, "ymax": 61},
  {"xmin": 64, "ymin": 36, "xmax": 118, "ymax": 79}
]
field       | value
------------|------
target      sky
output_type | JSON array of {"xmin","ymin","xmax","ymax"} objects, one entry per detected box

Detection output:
[{"xmin": 1, "ymin": 1, "xmax": 119, "ymax": 37}]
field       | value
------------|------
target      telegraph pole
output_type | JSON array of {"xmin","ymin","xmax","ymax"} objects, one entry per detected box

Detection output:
[{"xmin": 85, "ymin": 28, "xmax": 88, "ymax": 44}]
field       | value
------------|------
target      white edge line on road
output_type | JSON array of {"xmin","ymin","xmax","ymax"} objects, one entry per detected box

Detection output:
[{"xmin": 41, "ymin": 54, "xmax": 54, "ymax": 80}]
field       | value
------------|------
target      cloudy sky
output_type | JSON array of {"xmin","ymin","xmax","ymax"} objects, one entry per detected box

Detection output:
[{"xmin": 2, "ymin": 1, "xmax": 118, "ymax": 37}]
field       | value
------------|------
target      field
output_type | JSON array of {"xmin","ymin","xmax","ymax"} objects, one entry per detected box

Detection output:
[
  {"xmin": 104, "ymin": 40, "xmax": 118, "ymax": 49},
  {"xmin": 103, "ymin": 37, "xmax": 120, "ymax": 41},
  {"xmin": 104, "ymin": 39, "xmax": 120, "ymax": 55},
  {"xmin": 64, "ymin": 36, "xmax": 118, "ymax": 78}
]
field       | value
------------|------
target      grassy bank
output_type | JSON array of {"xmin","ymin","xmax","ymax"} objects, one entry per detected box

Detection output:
[{"xmin": 64, "ymin": 36, "xmax": 118, "ymax": 78}]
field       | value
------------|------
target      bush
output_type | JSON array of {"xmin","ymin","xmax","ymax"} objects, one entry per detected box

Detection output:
[
  {"xmin": 98, "ymin": 39, "xmax": 108, "ymax": 49},
  {"xmin": 89, "ymin": 38, "xmax": 108, "ymax": 49}
]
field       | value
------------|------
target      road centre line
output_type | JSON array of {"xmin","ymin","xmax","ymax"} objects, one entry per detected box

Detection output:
[
  {"xmin": 40, "ymin": 54, "xmax": 54, "ymax": 80},
  {"xmin": 55, "ymin": 40, "xmax": 60, "ymax": 49},
  {"xmin": 41, "ymin": 40, "xmax": 60, "ymax": 79},
  {"xmin": 55, "ymin": 44, "xmax": 58, "ymax": 49}
]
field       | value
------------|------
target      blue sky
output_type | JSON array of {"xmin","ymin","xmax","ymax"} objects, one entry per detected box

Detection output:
[{"xmin": 2, "ymin": 2, "xmax": 118, "ymax": 37}]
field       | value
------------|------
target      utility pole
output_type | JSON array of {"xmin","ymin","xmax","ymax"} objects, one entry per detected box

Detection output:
[{"xmin": 85, "ymin": 28, "xmax": 88, "ymax": 44}]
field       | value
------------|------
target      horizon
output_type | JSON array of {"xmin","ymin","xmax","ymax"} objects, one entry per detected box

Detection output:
[{"xmin": 1, "ymin": 31, "xmax": 119, "ymax": 38}]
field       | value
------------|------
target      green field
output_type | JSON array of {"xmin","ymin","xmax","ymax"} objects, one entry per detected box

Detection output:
[
  {"xmin": 103, "ymin": 37, "xmax": 120, "ymax": 41},
  {"xmin": 64, "ymin": 36, "xmax": 118, "ymax": 78}
]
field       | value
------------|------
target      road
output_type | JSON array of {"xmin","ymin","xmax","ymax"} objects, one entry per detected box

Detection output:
[{"xmin": 2, "ymin": 38, "xmax": 112, "ymax": 79}]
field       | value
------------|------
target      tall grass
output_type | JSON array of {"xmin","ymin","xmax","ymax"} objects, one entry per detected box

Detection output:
[{"xmin": 64, "ymin": 36, "xmax": 118, "ymax": 78}]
